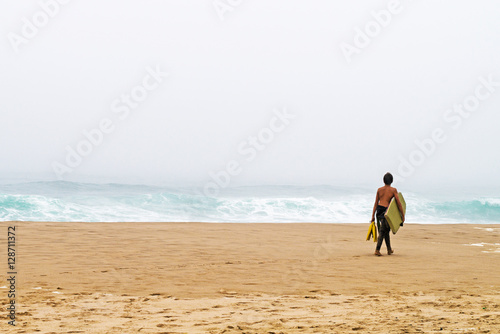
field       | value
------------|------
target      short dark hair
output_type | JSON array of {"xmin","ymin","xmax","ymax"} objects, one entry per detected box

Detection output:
[{"xmin": 383, "ymin": 172, "xmax": 393, "ymax": 185}]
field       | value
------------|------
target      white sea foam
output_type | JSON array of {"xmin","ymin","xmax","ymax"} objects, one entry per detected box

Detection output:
[
  {"xmin": 478, "ymin": 198, "xmax": 500, "ymax": 206},
  {"xmin": 1, "ymin": 182, "xmax": 499, "ymax": 224},
  {"xmin": 464, "ymin": 242, "xmax": 500, "ymax": 254},
  {"xmin": 474, "ymin": 227, "xmax": 499, "ymax": 232}
]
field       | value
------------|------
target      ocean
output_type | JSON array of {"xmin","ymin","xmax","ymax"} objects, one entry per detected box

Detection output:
[{"xmin": 0, "ymin": 181, "xmax": 499, "ymax": 224}]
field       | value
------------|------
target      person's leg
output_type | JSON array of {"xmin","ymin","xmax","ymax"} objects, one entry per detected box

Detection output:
[
  {"xmin": 375, "ymin": 216, "xmax": 387, "ymax": 255},
  {"xmin": 384, "ymin": 221, "xmax": 393, "ymax": 254},
  {"xmin": 375, "ymin": 233, "xmax": 384, "ymax": 255}
]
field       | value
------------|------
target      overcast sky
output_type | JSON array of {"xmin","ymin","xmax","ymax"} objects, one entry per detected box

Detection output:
[{"xmin": 1, "ymin": 0, "xmax": 499, "ymax": 190}]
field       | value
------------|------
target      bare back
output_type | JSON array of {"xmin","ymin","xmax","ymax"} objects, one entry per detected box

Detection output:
[
  {"xmin": 371, "ymin": 177, "xmax": 405, "ymax": 227},
  {"xmin": 377, "ymin": 185, "xmax": 398, "ymax": 207}
]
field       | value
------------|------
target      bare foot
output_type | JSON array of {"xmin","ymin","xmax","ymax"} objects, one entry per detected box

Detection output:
[
  {"xmin": 388, "ymin": 249, "xmax": 394, "ymax": 255},
  {"xmin": 374, "ymin": 250, "xmax": 382, "ymax": 256}
]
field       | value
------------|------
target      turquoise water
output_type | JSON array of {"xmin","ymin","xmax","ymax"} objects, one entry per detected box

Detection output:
[{"xmin": 0, "ymin": 181, "xmax": 499, "ymax": 223}]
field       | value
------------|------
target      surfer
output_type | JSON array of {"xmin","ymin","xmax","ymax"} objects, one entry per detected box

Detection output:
[{"xmin": 370, "ymin": 173, "xmax": 405, "ymax": 256}]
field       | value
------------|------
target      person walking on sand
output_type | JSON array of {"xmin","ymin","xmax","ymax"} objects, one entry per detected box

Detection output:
[{"xmin": 370, "ymin": 172, "xmax": 405, "ymax": 256}]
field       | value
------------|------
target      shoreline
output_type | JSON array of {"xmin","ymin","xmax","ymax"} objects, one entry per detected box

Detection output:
[
  {"xmin": 2, "ymin": 222, "xmax": 499, "ymax": 332},
  {"xmin": 1, "ymin": 220, "xmax": 500, "ymax": 226}
]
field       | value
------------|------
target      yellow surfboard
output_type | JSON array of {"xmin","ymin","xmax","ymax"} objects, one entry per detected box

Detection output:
[
  {"xmin": 384, "ymin": 192, "xmax": 406, "ymax": 234},
  {"xmin": 366, "ymin": 221, "xmax": 377, "ymax": 242}
]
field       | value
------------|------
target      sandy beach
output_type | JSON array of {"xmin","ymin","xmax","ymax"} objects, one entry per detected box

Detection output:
[{"xmin": 2, "ymin": 222, "xmax": 499, "ymax": 333}]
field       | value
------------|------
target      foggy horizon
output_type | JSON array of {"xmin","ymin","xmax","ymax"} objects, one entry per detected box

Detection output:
[{"xmin": 2, "ymin": 1, "xmax": 499, "ymax": 192}]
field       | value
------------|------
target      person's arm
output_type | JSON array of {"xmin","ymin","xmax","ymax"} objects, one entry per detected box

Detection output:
[
  {"xmin": 371, "ymin": 190, "xmax": 379, "ymax": 222},
  {"xmin": 393, "ymin": 189, "xmax": 405, "ymax": 222}
]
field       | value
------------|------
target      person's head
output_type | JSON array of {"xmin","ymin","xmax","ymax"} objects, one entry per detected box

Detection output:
[{"xmin": 383, "ymin": 172, "xmax": 393, "ymax": 185}]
